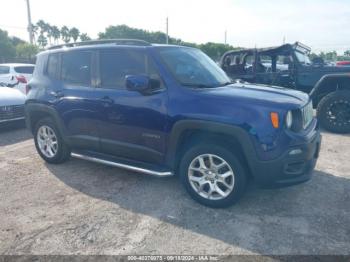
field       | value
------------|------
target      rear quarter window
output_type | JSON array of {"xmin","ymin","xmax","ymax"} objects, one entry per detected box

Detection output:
[
  {"xmin": 14, "ymin": 66, "xmax": 34, "ymax": 74},
  {"xmin": 46, "ymin": 53, "xmax": 60, "ymax": 79},
  {"xmin": 0, "ymin": 66, "xmax": 10, "ymax": 74}
]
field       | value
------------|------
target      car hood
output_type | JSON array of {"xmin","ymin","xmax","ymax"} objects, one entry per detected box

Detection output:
[
  {"xmin": 310, "ymin": 64, "xmax": 350, "ymax": 73},
  {"xmin": 205, "ymin": 82, "xmax": 310, "ymax": 108},
  {"xmin": 0, "ymin": 87, "xmax": 26, "ymax": 106}
]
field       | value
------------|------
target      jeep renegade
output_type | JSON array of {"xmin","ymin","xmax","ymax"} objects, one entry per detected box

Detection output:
[{"xmin": 25, "ymin": 39, "xmax": 321, "ymax": 208}]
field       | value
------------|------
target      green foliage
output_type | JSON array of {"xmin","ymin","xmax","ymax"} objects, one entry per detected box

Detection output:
[
  {"xmin": 37, "ymin": 34, "xmax": 47, "ymax": 47},
  {"xmin": 69, "ymin": 27, "xmax": 80, "ymax": 43},
  {"xmin": 51, "ymin": 26, "xmax": 61, "ymax": 44},
  {"xmin": 80, "ymin": 33, "xmax": 91, "ymax": 41},
  {"xmin": 199, "ymin": 42, "xmax": 239, "ymax": 61},
  {"xmin": 98, "ymin": 24, "xmax": 238, "ymax": 60},
  {"xmin": 0, "ymin": 29, "xmax": 16, "ymax": 62},
  {"xmin": 16, "ymin": 43, "xmax": 39, "ymax": 60},
  {"xmin": 60, "ymin": 26, "xmax": 71, "ymax": 43}
]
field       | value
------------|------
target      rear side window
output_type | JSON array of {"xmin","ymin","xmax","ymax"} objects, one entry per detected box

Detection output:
[
  {"xmin": 61, "ymin": 51, "xmax": 92, "ymax": 86},
  {"xmin": 0, "ymin": 66, "xmax": 10, "ymax": 74},
  {"xmin": 14, "ymin": 66, "xmax": 34, "ymax": 74},
  {"xmin": 99, "ymin": 49, "xmax": 163, "ymax": 89},
  {"xmin": 47, "ymin": 54, "xmax": 59, "ymax": 79}
]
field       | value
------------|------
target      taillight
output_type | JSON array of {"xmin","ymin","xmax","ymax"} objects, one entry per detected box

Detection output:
[
  {"xmin": 16, "ymin": 75, "xmax": 27, "ymax": 84},
  {"xmin": 26, "ymin": 85, "xmax": 31, "ymax": 94}
]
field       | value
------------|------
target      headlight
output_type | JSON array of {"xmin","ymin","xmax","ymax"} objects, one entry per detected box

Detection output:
[{"xmin": 286, "ymin": 110, "xmax": 293, "ymax": 129}]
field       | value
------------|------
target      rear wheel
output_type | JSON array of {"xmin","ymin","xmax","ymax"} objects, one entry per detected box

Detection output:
[
  {"xmin": 317, "ymin": 90, "xmax": 350, "ymax": 133},
  {"xmin": 179, "ymin": 143, "xmax": 247, "ymax": 208},
  {"xmin": 34, "ymin": 118, "xmax": 71, "ymax": 164}
]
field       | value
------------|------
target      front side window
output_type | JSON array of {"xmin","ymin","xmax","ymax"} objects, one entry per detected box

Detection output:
[
  {"xmin": 158, "ymin": 47, "xmax": 231, "ymax": 87},
  {"xmin": 14, "ymin": 66, "xmax": 34, "ymax": 74},
  {"xmin": 61, "ymin": 51, "xmax": 92, "ymax": 86},
  {"xmin": 99, "ymin": 49, "xmax": 163, "ymax": 89},
  {"xmin": 294, "ymin": 51, "xmax": 311, "ymax": 65},
  {"xmin": 0, "ymin": 66, "xmax": 10, "ymax": 75}
]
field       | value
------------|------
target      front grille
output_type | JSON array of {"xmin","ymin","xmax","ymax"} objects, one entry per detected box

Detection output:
[
  {"xmin": 0, "ymin": 105, "xmax": 25, "ymax": 122},
  {"xmin": 301, "ymin": 101, "xmax": 313, "ymax": 129}
]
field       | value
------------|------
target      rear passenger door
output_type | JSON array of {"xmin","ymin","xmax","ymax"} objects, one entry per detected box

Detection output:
[
  {"xmin": 49, "ymin": 50, "xmax": 100, "ymax": 151},
  {"xmin": 94, "ymin": 48, "xmax": 168, "ymax": 164}
]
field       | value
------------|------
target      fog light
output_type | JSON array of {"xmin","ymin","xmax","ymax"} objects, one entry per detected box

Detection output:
[{"xmin": 289, "ymin": 149, "xmax": 302, "ymax": 155}]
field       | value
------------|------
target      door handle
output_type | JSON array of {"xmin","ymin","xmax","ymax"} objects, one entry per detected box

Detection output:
[
  {"xmin": 50, "ymin": 90, "xmax": 64, "ymax": 98},
  {"xmin": 100, "ymin": 96, "xmax": 114, "ymax": 107}
]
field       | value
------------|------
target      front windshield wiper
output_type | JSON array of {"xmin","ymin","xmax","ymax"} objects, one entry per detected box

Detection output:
[
  {"xmin": 181, "ymin": 83, "xmax": 215, "ymax": 88},
  {"xmin": 218, "ymin": 81, "xmax": 233, "ymax": 87}
]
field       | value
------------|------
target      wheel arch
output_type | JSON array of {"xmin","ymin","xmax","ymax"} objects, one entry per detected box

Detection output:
[
  {"xmin": 165, "ymin": 120, "xmax": 257, "ymax": 177},
  {"xmin": 310, "ymin": 74, "xmax": 350, "ymax": 106},
  {"xmin": 25, "ymin": 103, "xmax": 68, "ymax": 142}
]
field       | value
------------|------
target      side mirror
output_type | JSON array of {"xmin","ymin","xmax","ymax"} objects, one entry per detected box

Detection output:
[{"xmin": 125, "ymin": 75, "xmax": 160, "ymax": 94}]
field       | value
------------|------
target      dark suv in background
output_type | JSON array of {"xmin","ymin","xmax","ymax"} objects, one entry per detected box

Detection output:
[
  {"xmin": 220, "ymin": 42, "xmax": 350, "ymax": 133},
  {"xmin": 25, "ymin": 39, "xmax": 321, "ymax": 208}
]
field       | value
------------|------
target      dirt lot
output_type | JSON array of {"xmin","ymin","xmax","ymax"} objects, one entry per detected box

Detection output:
[{"xmin": 0, "ymin": 127, "xmax": 349, "ymax": 255}]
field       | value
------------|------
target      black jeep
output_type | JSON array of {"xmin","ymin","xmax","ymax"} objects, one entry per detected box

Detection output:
[{"xmin": 220, "ymin": 42, "xmax": 350, "ymax": 133}]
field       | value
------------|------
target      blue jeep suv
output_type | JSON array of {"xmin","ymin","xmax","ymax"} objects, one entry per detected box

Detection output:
[{"xmin": 25, "ymin": 39, "xmax": 321, "ymax": 208}]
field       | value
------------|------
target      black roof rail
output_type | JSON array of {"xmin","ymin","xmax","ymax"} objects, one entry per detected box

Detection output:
[{"xmin": 47, "ymin": 39, "xmax": 151, "ymax": 50}]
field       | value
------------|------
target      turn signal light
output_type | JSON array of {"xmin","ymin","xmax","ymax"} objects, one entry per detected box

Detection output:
[{"xmin": 270, "ymin": 112, "xmax": 279, "ymax": 128}]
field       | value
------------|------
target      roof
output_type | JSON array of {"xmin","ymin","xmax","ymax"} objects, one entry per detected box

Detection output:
[
  {"xmin": 0, "ymin": 63, "xmax": 35, "ymax": 67},
  {"xmin": 47, "ymin": 39, "xmax": 152, "ymax": 51},
  {"xmin": 223, "ymin": 42, "xmax": 311, "ymax": 56}
]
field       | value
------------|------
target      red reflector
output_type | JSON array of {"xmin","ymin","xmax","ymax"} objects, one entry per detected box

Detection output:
[{"xmin": 16, "ymin": 75, "xmax": 27, "ymax": 84}]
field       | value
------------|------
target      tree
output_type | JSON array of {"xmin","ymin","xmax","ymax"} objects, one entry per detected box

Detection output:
[
  {"xmin": 10, "ymin": 36, "xmax": 26, "ymax": 47},
  {"xmin": 199, "ymin": 42, "xmax": 238, "ymax": 60},
  {"xmin": 37, "ymin": 33, "xmax": 48, "ymax": 48},
  {"xmin": 46, "ymin": 24, "xmax": 53, "ymax": 45},
  {"xmin": 16, "ymin": 43, "xmax": 39, "ymax": 61},
  {"xmin": 51, "ymin": 26, "xmax": 61, "ymax": 44},
  {"xmin": 36, "ymin": 20, "xmax": 47, "ymax": 35},
  {"xmin": 0, "ymin": 29, "xmax": 16, "ymax": 62},
  {"xmin": 69, "ymin": 27, "xmax": 80, "ymax": 42},
  {"xmin": 80, "ymin": 33, "xmax": 91, "ymax": 41},
  {"xmin": 61, "ymin": 26, "xmax": 71, "ymax": 43},
  {"xmin": 344, "ymin": 50, "xmax": 350, "ymax": 57}
]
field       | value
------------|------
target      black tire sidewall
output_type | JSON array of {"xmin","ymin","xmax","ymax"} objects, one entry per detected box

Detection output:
[
  {"xmin": 317, "ymin": 90, "xmax": 350, "ymax": 133},
  {"xmin": 179, "ymin": 143, "xmax": 247, "ymax": 208},
  {"xmin": 34, "ymin": 118, "xmax": 70, "ymax": 164}
]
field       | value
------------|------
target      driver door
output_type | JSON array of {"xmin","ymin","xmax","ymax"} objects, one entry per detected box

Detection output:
[{"xmin": 94, "ymin": 48, "xmax": 168, "ymax": 164}]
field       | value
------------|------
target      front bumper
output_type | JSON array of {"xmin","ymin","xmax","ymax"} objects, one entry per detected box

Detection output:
[{"xmin": 252, "ymin": 129, "xmax": 321, "ymax": 187}]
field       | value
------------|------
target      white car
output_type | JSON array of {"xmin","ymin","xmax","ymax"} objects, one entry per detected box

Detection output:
[
  {"xmin": 0, "ymin": 63, "xmax": 35, "ymax": 94},
  {"xmin": 0, "ymin": 86, "xmax": 26, "ymax": 125}
]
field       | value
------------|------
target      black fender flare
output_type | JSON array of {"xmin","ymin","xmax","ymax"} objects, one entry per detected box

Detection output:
[
  {"xmin": 310, "ymin": 73, "xmax": 350, "ymax": 104},
  {"xmin": 25, "ymin": 103, "xmax": 69, "ymax": 142},
  {"xmin": 164, "ymin": 120, "xmax": 258, "ymax": 171}
]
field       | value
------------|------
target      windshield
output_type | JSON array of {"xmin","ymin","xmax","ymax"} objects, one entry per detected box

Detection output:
[
  {"xmin": 294, "ymin": 51, "xmax": 311, "ymax": 65},
  {"xmin": 158, "ymin": 47, "xmax": 231, "ymax": 87},
  {"xmin": 14, "ymin": 66, "xmax": 34, "ymax": 74}
]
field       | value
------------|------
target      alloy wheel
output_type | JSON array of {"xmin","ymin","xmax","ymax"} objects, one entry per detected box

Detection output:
[
  {"xmin": 37, "ymin": 125, "xmax": 58, "ymax": 158},
  {"xmin": 188, "ymin": 154, "xmax": 235, "ymax": 200}
]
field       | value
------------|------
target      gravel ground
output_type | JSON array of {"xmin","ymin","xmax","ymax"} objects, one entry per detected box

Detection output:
[{"xmin": 0, "ymin": 126, "xmax": 349, "ymax": 255}]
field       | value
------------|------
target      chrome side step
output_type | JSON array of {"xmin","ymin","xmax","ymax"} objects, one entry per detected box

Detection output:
[{"xmin": 71, "ymin": 152, "xmax": 174, "ymax": 177}]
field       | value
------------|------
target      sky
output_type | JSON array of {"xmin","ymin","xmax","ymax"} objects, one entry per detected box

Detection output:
[{"xmin": 1, "ymin": 0, "xmax": 350, "ymax": 54}]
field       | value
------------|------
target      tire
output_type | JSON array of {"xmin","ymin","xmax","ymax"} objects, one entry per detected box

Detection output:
[
  {"xmin": 317, "ymin": 90, "xmax": 350, "ymax": 133},
  {"xmin": 179, "ymin": 143, "xmax": 247, "ymax": 208},
  {"xmin": 34, "ymin": 117, "xmax": 71, "ymax": 164}
]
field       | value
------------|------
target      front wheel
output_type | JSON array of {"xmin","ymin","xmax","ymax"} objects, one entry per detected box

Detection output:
[
  {"xmin": 317, "ymin": 90, "xmax": 350, "ymax": 133},
  {"xmin": 179, "ymin": 143, "xmax": 247, "ymax": 208}
]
